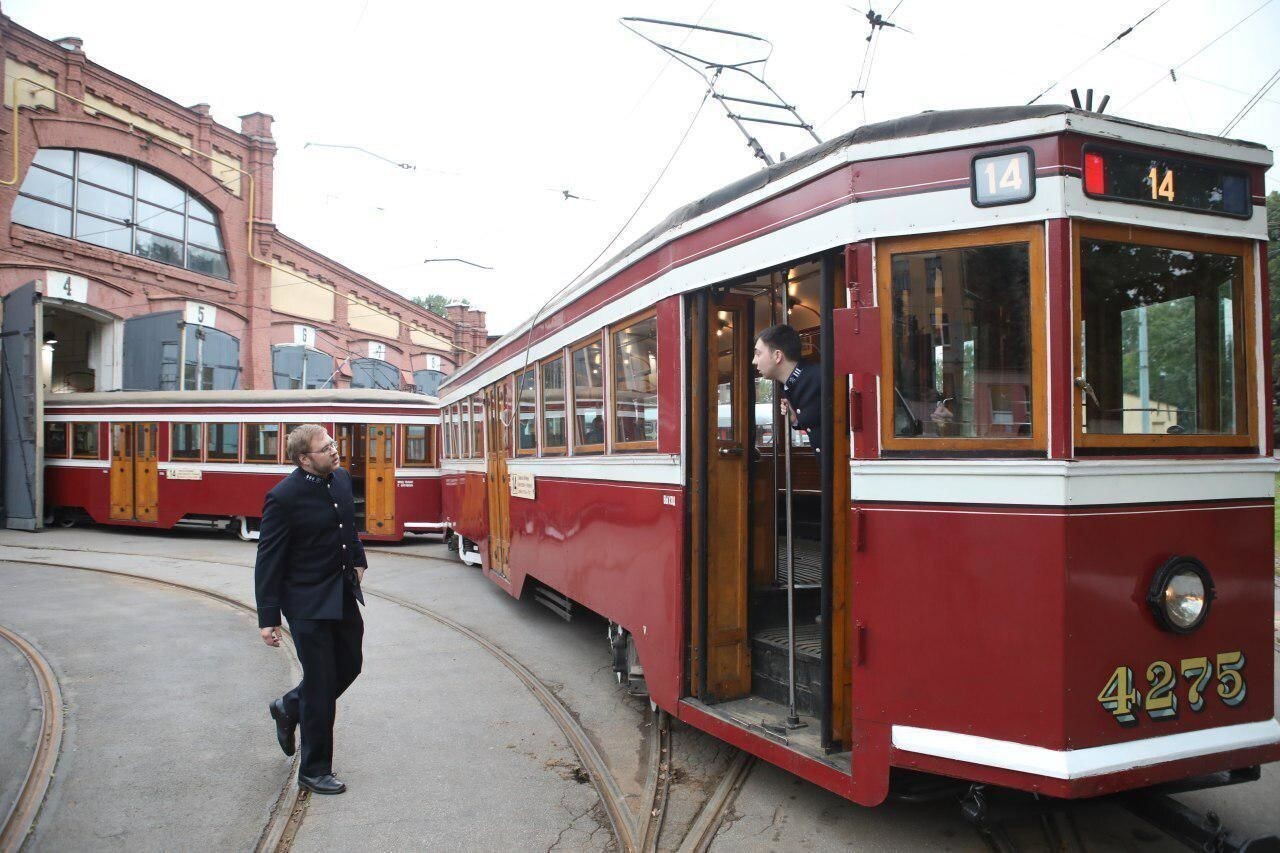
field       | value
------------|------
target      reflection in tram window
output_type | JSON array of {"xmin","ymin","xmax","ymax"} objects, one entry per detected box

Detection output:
[
  {"xmin": 891, "ymin": 243, "xmax": 1032, "ymax": 439},
  {"xmin": 72, "ymin": 423, "xmax": 99, "ymax": 459},
  {"xmin": 273, "ymin": 345, "xmax": 335, "ymax": 390},
  {"xmin": 612, "ymin": 315, "xmax": 658, "ymax": 448},
  {"xmin": 1081, "ymin": 238, "xmax": 1245, "ymax": 437},
  {"xmin": 572, "ymin": 339, "xmax": 605, "ymax": 453},
  {"xmin": 404, "ymin": 425, "xmax": 435, "ymax": 466},
  {"xmin": 172, "ymin": 423, "xmax": 202, "ymax": 461},
  {"xmin": 517, "ymin": 369, "xmax": 538, "ymax": 454},
  {"xmin": 46, "ymin": 422, "xmax": 69, "ymax": 457},
  {"xmin": 541, "ymin": 357, "xmax": 567, "ymax": 453},
  {"xmin": 245, "ymin": 423, "xmax": 280, "ymax": 462},
  {"xmin": 207, "ymin": 423, "xmax": 240, "ymax": 461}
]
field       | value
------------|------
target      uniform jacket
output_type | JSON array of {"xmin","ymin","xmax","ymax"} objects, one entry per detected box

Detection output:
[
  {"xmin": 254, "ymin": 466, "xmax": 367, "ymax": 628},
  {"xmin": 782, "ymin": 360, "xmax": 823, "ymax": 454}
]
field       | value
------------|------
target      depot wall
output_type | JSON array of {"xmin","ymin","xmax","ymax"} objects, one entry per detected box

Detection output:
[{"xmin": 0, "ymin": 8, "xmax": 487, "ymax": 393}]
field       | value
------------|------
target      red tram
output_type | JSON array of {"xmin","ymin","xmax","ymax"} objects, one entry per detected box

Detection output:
[
  {"xmin": 43, "ymin": 389, "xmax": 442, "ymax": 541},
  {"xmin": 436, "ymin": 105, "xmax": 1280, "ymax": 811}
]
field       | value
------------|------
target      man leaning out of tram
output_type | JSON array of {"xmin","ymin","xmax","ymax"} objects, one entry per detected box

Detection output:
[{"xmin": 752, "ymin": 324, "xmax": 823, "ymax": 455}]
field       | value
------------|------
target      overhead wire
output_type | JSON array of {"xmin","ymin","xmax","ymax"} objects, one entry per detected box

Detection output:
[
  {"xmin": 1220, "ymin": 63, "xmax": 1280, "ymax": 135},
  {"xmin": 1027, "ymin": 0, "xmax": 1176, "ymax": 105},
  {"xmin": 510, "ymin": 82, "xmax": 716, "ymax": 383},
  {"xmin": 1118, "ymin": 0, "xmax": 1277, "ymax": 111}
]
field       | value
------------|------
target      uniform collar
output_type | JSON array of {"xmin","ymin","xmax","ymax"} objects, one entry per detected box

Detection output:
[
  {"xmin": 299, "ymin": 469, "xmax": 333, "ymax": 485},
  {"xmin": 784, "ymin": 362, "xmax": 804, "ymax": 389}
]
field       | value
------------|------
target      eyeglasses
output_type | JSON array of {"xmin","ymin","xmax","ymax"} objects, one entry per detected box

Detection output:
[{"xmin": 306, "ymin": 440, "xmax": 338, "ymax": 455}]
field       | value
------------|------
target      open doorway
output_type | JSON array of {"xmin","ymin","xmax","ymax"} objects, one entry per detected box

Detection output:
[{"xmin": 688, "ymin": 254, "xmax": 851, "ymax": 756}]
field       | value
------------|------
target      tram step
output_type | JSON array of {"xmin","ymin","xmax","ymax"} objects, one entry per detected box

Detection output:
[{"xmin": 750, "ymin": 624, "xmax": 822, "ymax": 717}]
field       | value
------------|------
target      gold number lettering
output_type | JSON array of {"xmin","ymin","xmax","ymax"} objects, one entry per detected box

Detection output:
[
  {"xmin": 1144, "ymin": 660, "xmax": 1178, "ymax": 720},
  {"xmin": 1215, "ymin": 651, "xmax": 1247, "ymax": 707},
  {"xmin": 1148, "ymin": 166, "xmax": 1175, "ymax": 201},
  {"xmin": 1180, "ymin": 657, "xmax": 1212, "ymax": 712},
  {"xmin": 1158, "ymin": 169, "xmax": 1175, "ymax": 201},
  {"xmin": 999, "ymin": 157, "xmax": 1022, "ymax": 190},
  {"xmin": 1097, "ymin": 666, "xmax": 1140, "ymax": 726}
]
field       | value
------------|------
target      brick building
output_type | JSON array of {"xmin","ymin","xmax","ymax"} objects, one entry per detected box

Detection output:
[{"xmin": 0, "ymin": 8, "xmax": 487, "ymax": 400}]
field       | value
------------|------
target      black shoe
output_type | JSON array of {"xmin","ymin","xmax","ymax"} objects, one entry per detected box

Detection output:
[
  {"xmin": 269, "ymin": 698, "xmax": 296, "ymax": 757},
  {"xmin": 298, "ymin": 773, "xmax": 346, "ymax": 795}
]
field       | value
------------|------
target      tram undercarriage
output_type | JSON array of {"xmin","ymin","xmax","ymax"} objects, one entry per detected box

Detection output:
[{"xmin": 687, "ymin": 254, "xmax": 852, "ymax": 760}]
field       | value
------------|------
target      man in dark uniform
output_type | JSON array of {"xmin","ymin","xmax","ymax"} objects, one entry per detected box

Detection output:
[
  {"xmin": 255, "ymin": 423, "xmax": 367, "ymax": 795},
  {"xmin": 752, "ymin": 324, "xmax": 823, "ymax": 455}
]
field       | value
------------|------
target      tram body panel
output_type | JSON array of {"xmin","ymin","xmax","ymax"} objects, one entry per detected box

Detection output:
[
  {"xmin": 1062, "ymin": 502, "xmax": 1276, "ymax": 747},
  {"xmin": 498, "ymin": 476, "xmax": 687, "ymax": 710}
]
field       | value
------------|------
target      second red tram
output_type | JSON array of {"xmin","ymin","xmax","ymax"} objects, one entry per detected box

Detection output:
[
  {"xmin": 43, "ymin": 389, "xmax": 442, "ymax": 541},
  {"xmin": 435, "ymin": 104, "xmax": 1280, "ymax": 810}
]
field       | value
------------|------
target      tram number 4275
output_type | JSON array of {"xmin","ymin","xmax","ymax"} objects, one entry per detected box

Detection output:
[{"xmin": 1097, "ymin": 651, "xmax": 1246, "ymax": 726}]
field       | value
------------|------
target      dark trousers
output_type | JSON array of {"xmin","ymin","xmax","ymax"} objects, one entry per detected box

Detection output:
[{"xmin": 283, "ymin": 583, "xmax": 364, "ymax": 778}]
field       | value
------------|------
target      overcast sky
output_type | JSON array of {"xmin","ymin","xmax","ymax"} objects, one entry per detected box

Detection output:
[{"xmin": 10, "ymin": 0, "xmax": 1280, "ymax": 335}]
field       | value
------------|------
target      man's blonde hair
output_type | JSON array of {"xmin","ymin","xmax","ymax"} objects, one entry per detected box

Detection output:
[{"xmin": 286, "ymin": 423, "xmax": 328, "ymax": 466}]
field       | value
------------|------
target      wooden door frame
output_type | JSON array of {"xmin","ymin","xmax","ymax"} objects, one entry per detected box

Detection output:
[{"xmin": 109, "ymin": 422, "xmax": 135, "ymax": 521}]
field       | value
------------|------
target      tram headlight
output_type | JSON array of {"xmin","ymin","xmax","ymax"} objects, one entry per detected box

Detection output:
[{"xmin": 1146, "ymin": 557, "xmax": 1215, "ymax": 634}]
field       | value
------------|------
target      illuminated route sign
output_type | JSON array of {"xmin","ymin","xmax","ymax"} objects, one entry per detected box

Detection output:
[{"xmin": 1083, "ymin": 146, "xmax": 1251, "ymax": 218}]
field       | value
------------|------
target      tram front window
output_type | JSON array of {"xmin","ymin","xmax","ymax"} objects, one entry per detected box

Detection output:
[
  {"xmin": 1080, "ymin": 237, "xmax": 1245, "ymax": 436},
  {"xmin": 890, "ymin": 242, "xmax": 1033, "ymax": 439}
]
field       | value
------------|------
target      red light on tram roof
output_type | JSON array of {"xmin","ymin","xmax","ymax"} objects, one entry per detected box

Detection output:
[{"xmin": 1084, "ymin": 152, "xmax": 1106, "ymax": 195}]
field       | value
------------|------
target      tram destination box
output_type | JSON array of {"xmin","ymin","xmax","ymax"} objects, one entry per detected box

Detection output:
[{"xmin": 1082, "ymin": 145, "xmax": 1251, "ymax": 218}]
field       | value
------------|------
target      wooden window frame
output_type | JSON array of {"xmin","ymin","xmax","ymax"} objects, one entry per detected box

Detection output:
[
  {"xmin": 516, "ymin": 368, "xmax": 539, "ymax": 457},
  {"xmin": 206, "ymin": 422, "xmax": 242, "ymax": 463},
  {"xmin": 472, "ymin": 393, "xmax": 486, "ymax": 459},
  {"xmin": 71, "ymin": 422, "xmax": 100, "ymax": 459},
  {"xmin": 540, "ymin": 353, "xmax": 568, "ymax": 456},
  {"xmin": 1072, "ymin": 221, "xmax": 1257, "ymax": 450},
  {"xmin": 403, "ymin": 423, "xmax": 436, "ymax": 467},
  {"xmin": 244, "ymin": 422, "xmax": 281, "ymax": 463},
  {"xmin": 461, "ymin": 400, "xmax": 473, "ymax": 459},
  {"xmin": 569, "ymin": 334, "xmax": 606, "ymax": 455},
  {"xmin": 876, "ymin": 223, "xmax": 1048, "ymax": 452},
  {"xmin": 170, "ymin": 421, "xmax": 203, "ymax": 462},
  {"xmin": 609, "ymin": 310, "xmax": 660, "ymax": 452},
  {"xmin": 45, "ymin": 421, "xmax": 70, "ymax": 458}
]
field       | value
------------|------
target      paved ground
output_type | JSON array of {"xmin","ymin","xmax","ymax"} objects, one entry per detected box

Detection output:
[{"xmin": 0, "ymin": 526, "xmax": 1277, "ymax": 852}]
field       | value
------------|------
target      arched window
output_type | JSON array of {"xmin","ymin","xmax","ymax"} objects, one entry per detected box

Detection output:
[
  {"xmin": 350, "ymin": 357, "xmax": 399, "ymax": 390},
  {"xmin": 272, "ymin": 345, "xmax": 336, "ymax": 389},
  {"xmin": 413, "ymin": 369, "xmax": 446, "ymax": 396},
  {"xmin": 122, "ymin": 311, "xmax": 240, "ymax": 390},
  {"xmin": 13, "ymin": 148, "xmax": 230, "ymax": 278}
]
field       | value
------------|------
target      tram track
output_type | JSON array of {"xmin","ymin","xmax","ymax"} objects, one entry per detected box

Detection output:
[
  {"xmin": 0, "ymin": 624, "xmax": 62, "ymax": 853},
  {"xmin": 0, "ymin": 556, "xmax": 305, "ymax": 853},
  {"xmin": 0, "ymin": 539, "xmax": 759, "ymax": 851}
]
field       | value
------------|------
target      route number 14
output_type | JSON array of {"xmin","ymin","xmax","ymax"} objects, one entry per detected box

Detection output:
[{"xmin": 1148, "ymin": 166, "xmax": 1175, "ymax": 201}]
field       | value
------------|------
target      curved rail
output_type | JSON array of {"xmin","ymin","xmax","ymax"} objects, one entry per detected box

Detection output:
[
  {"xmin": 677, "ymin": 751, "xmax": 755, "ymax": 853},
  {"xmin": 0, "ymin": 624, "xmax": 62, "ymax": 853},
  {"xmin": 0, "ymin": 557, "xmax": 306, "ymax": 853}
]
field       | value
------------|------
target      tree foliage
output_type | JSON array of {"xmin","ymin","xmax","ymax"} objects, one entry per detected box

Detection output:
[{"xmin": 410, "ymin": 294, "xmax": 470, "ymax": 318}]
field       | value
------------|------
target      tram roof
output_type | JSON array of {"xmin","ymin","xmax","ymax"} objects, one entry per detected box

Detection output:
[
  {"xmin": 445, "ymin": 104, "xmax": 1271, "ymax": 395},
  {"xmin": 45, "ymin": 389, "xmax": 438, "ymax": 407}
]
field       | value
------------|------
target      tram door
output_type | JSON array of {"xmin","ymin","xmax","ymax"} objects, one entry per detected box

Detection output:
[
  {"xmin": 364, "ymin": 424, "xmax": 396, "ymax": 533},
  {"xmin": 109, "ymin": 422, "xmax": 158, "ymax": 522},
  {"xmin": 699, "ymin": 294, "xmax": 752, "ymax": 700},
  {"xmin": 484, "ymin": 384, "xmax": 510, "ymax": 577}
]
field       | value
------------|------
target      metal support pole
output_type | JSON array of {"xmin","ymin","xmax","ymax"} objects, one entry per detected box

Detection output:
[
  {"xmin": 177, "ymin": 321, "xmax": 188, "ymax": 391},
  {"xmin": 782, "ymin": 276, "xmax": 802, "ymax": 730}
]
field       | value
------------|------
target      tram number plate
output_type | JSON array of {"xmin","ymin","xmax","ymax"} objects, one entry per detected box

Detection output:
[
  {"xmin": 166, "ymin": 467, "xmax": 202, "ymax": 480},
  {"xmin": 971, "ymin": 149, "xmax": 1034, "ymax": 207},
  {"xmin": 509, "ymin": 472, "xmax": 535, "ymax": 500},
  {"xmin": 1096, "ymin": 652, "xmax": 1247, "ymax": 726}
]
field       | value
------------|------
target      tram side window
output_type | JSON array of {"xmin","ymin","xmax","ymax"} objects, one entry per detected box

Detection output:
[
  {"xmin": 46, "ymin": 422, "xmax": 69, "ymax": 457},
  {"xmin": 541, "ymin": 356, "xmax": 567, "ymax": 454},
  {"xmin": 517, "ymin": 369, "xmax": 538, "ymax": 455},
  {"xmin": 890, "ymin": 241, "xmax": 1033, "ymax": 440},
  {"xmin": 171, "ymin": 423, "xmax": 202, "ymax": 461},
  {"xmin": 472, "ymin": 394, "xmax": 485, "ymax": 458},
  {"xmin": 404, "ymin": 424, "xmax": 435, "ymax": 466},
  {"xmin": 72, "ymin": 423, "xmax": 99, "ymax": 458},
  {"xmin": 572, "ymin": 338, "xmax": 606, "ymax": 453},
  {"xmin": 245, "ymin": 423, "xmax": 280, "ymax": 463},
  {"xmin": 612, "ymin": 315, "xmax": 658, "ymax": 449},
  {"xmin": 207, "ymin": 423, "xmax": 240, "ymax": 461},
  {"xmin": 442, "ymin": 407, "xmax": 453, "ymax": 460},
  {"xmin": 1080, "ymin": 235, "xmax": 1246, "ymax": 438}
]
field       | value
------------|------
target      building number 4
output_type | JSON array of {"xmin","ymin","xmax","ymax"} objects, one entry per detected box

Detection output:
[{"xmin": 1097, "ymin": 651, "xmax": 1246, "ymax": 726}]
